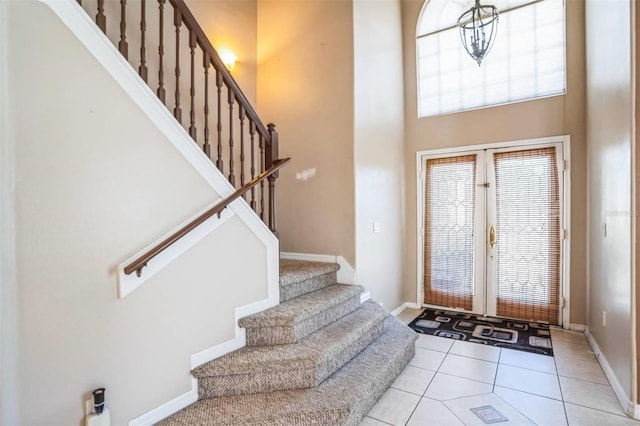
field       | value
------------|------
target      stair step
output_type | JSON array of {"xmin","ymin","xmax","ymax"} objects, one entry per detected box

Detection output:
[
  {"xmin": 195, "ymin": 300, "xmax": 387, "ymax": 398},
  {"xmin": 279, "ymin": 259, "xmax": 339, "ymax": 302},
  {"xmin": 238, "ymin": 284, "xmax": 364, "ymax": 346},
  {"xmin": 159, "ymin": 316, "xmax": 417, "ymax": 426}
]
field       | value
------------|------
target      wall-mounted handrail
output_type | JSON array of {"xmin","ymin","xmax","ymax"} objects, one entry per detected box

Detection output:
[{"xmin": 124, "ymin": 158, "xmax": 291, "ymax": 277}]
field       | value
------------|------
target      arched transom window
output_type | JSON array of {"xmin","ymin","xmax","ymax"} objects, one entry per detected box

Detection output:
[{"xmin": 417, "ymin": 0, "xmax": 566, "ymax": 117}]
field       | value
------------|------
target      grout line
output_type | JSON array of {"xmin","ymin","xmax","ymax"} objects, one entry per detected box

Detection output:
[
  {"xmin": 403, "ymin": 396, "xmax": 422, "ymax": 426},
  {"xmin": 491, "ymin": 389, "xmax": 541, "ymax": 425},
  {"xmin": 551, "ymin": 346, "xmax": 569, "ymax": 425},
  {"xmin": 440, "ymin": 399, "xmax": 470, "ymax": 425},
  {"xmin": 556, "ymin": 373, "xmax": 612, "ymax": 387},
  {"xmin": 493, "ymin": 384, "xmax": 569, "ymax": 404},
  {"xmin": 493, "ymin": 383, "xmax": 563, "ymax": 402},
  {"xmin": 432, "ymin": 371, "xmax": 498, "ymax": 387},
  {"xmin": 492, "ymin": 348, "xmax": 502, "ymax": 392},
  {"xmin": 563, "ymin": 401, "xmax": 633, "ymax": 419},
  {"xmin": 498, "ymin": 361, "xmax": 557, "ymax": 376},
  {"xmin": 365, "ymin": 415, "xmax": 394, "ymax": 425}
]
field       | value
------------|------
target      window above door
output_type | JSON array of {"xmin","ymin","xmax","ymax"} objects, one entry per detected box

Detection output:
[{"xmin": 416, "ymin": 0, "xmax": 567, "ymax": 118}]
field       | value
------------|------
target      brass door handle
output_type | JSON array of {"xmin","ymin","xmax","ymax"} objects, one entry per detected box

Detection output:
[{"xmin": 489, "ymin": 225, "xmax": 496, "ymax": 248}]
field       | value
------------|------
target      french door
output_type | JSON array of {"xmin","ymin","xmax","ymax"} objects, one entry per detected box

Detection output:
[{"xmin": 421, "ymin": 142, "xmax": 564, "ymax": 325}]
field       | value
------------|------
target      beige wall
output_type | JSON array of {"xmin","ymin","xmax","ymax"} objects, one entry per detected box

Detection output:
[
  {"xmin": 186, "ymin": 0, "xmax": 257, "ymax": 105},
  {"xmin": 0, "ymin": 1, "xmax": 19, "ymax": 423},
  {"xmin": 7, "ymin": 2, "xmax": 269, "ymax": 424},
  {"xmin": 354, "ymin": 0, "xmax": 405, "ymax": 310},
  {"xmin": 400, "ymin": 0, "xmax": 588, "ymax": 323},
  {"xmin": 586, "ymin": 0, "xmax": 634, "ymax": 400},
  {"xmin": 257, "ymin": 0, "xmax": 356, "ymax": 266}
]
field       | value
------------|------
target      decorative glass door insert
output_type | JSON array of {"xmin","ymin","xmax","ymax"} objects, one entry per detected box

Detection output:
[{"xmin": 422, "ymin": 144, "xmax": 563, "ymax": 324}]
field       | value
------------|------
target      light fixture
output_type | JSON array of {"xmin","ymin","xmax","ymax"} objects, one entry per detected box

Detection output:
[
  {"xmin": 457, "ymin": 0, "xmax": 499, "ymax": 66},
  {"xmin": 219, "ymin": 49, "xmax": 237, "ymax": 72}
]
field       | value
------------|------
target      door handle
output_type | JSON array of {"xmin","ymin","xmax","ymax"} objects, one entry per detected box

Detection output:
[{"xmin": 489, "ymin": 225, "xmax": 496, "ymax": 249}]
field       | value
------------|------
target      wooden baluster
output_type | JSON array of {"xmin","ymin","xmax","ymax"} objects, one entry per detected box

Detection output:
[
  {"xmin": 216, "ymin": 70, "xmax": 223, "ymax": 172},
  {"xmin": 239, "ymin": 105, "xmax": 246, "ymax": 190},
  {"xmin": 188, "ymin": 29, "xmax": 197, "ymax": 140},
  {"xmin": 203, "ymin": 52, "xmax": 211, "ymax": 159},
  {"xmin": 119, "ymin": 0, "xmax": 128, "ymax": 58},
  {"xmin": 228, "ymin": 88, "xmax": 235, "ymax": 186},
  {"xmin": 96, "ymin": 0, "xmax": 106, "ymax": 32},
  {"xmin": 139, "ymin": 0, "xmax": 148, "ymax": 81},
  {"xmin": 249, "ymin": 120, "xmax": 257, "ymax": 211},
  {"xmin": 173, "ymin": 7, "xmax": 182, "ymax": 123},
  {"xmin": 266, "ymin": 123, "xmax": 280, "ymax": 235},
  {"xmin": 259, "ymin": 133, "xmax": 265, "ymax": 220},
  {"xmin": 157, "ymin": 0, "xmax": 166, "ymax": 103}
]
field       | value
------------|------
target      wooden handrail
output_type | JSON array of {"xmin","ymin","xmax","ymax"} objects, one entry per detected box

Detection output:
[
  {"xmin": 124, "ymin": 158, "xmax": 291, "ymax": 277},
  {"xmin": 168, "ymin": 0, "xmax": 270, "ymax": 141}
]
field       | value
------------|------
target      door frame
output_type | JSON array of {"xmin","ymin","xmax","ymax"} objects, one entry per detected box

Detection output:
[{"xmin": 416, "ymin": 135, "xmax": 572, "ymax": 326}]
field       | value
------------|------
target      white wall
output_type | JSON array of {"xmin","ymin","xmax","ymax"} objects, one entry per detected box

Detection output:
[
  {"xmin": 353, "ymin": 0, "xmax": 405, "ymax": 310},
  {"xmin": 7, "ymin": 2, "xmax": 270, "ymax": 424},
  {"xmin": 586, "ymin": 0, "xmax": 633, "ymax": 399}
]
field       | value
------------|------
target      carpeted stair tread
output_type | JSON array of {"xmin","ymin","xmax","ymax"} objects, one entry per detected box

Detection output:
[
  {"xmin": 158, "ymin": 316, "xmax": 417, "ymax": 426},
  {"xmin": 279, "ymin": 259, "xmax": 339, "ymax": 286},
  {"xmin": 194, "ymin": 301, "xmax": 387, "ymax": 398},
  {"xmin": 239, "ymin": 284, "xmax": 363, "ymax": 327},
  {"xmin": 239, "ymin": 284, "xmax": 363, "ymax": 346},
  {"xmin": 279, "ymin": 259, "xmax": 339, "ymax": 302}
]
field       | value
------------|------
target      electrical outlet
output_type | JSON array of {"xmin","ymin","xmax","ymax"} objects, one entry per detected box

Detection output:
[
  {"xmin": 85, "ymin": 397, "xmax": 93, "ymax": 418},
  {"xmin": 602, "ymin": 310, "xmax": 607, "ymax": 327}
]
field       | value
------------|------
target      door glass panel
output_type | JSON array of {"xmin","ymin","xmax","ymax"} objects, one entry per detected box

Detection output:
[
  {"xmin": 493, "ymin": 148, "xmax": 561, "ymax": 324},
  {"xmin": 423, "ymin": 155, "xmax": 477, "ymax": 310}
]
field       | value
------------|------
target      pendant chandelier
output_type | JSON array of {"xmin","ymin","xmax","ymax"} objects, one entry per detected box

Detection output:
[{"xmin": 457, "ymin": 0, "xmax": 499, "ymax": 66}]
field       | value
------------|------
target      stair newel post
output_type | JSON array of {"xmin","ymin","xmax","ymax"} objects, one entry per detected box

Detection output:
[{"xmin": 267, "ymin": 123, "xmax": 279, "ymax": 236}]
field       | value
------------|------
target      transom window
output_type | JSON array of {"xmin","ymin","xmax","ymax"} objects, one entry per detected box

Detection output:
[{"xmin": 417, "ymin": 0, "xmax": 566, "ymax": 117}]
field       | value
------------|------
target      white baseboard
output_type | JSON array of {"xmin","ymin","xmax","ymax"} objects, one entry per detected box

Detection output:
[
  {"xmin": 280, "ymin": 252, "xmax": 356, "ymax": 285},
  {"xmin": 585, "ymin": 327, "xmax": 637, "ymax": 418},
  {"xmin": 129, "ymin": 378, "xmax": 198, "ymax": 426},
  {"xmin": 568, "ymin": 323, "xmax": 586, "ymax": 332},
  {"xmin": 391, "ymin": 302, "xmax": 422, "ymax": 317}
]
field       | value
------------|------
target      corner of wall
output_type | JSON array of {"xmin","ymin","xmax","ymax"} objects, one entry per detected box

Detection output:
[{"xmin": 0, "ymin": 1, "xmax": 20, "ymax": 423}]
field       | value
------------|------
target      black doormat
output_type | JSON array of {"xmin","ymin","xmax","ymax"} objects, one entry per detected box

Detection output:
[{"xmin": 408, "ymin": 308, "xmax": 554, "ymax": 356}]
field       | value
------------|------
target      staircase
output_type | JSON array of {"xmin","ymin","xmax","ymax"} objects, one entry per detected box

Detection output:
[
  {"xmin": 158, "ymin": 260, "xmax": 417, "ymax": 425},
  {"xmin": 68, "ymin": 1, "xmax": 418, "ymax": 423}
]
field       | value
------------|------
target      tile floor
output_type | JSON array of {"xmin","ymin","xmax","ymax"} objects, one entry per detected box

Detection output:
[{"xmin": 362, "ymin": 309, "xmax": 640, "ymax": 426}]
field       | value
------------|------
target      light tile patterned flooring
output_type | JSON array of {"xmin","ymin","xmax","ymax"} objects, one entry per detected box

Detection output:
[{"xmin": 361, "ymin": 309, "xmax": 640, "ymax": 426}]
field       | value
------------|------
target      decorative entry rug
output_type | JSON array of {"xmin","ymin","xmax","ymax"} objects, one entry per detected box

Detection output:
[{"xmin": 408, "ymin": 308, "xmax": 554, "ymax": 356}]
